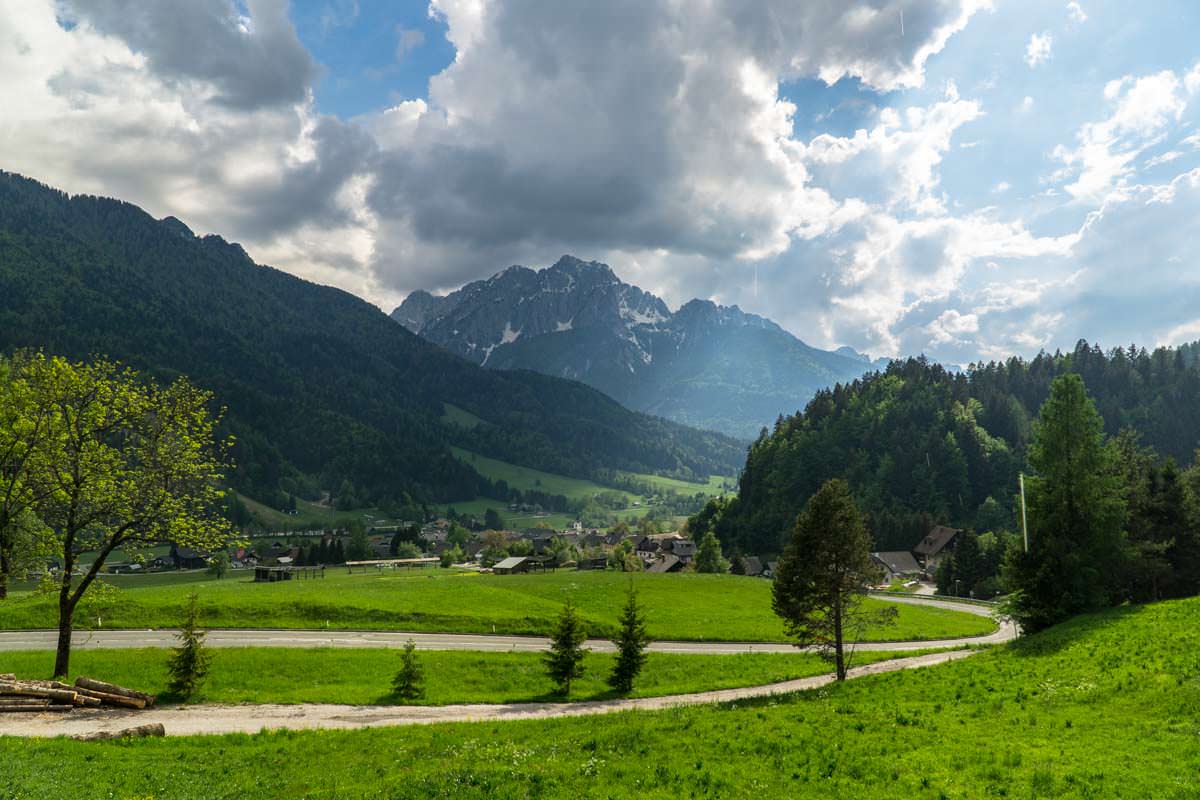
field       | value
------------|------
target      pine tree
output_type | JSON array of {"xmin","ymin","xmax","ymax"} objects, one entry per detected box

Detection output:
[
  {"xmin": 772, "ymin": 479, "xmax": 895, "ymax": 680},
  {"xmin": 167, "ymin": 593, "xmax": 212, "ymax": 698},
  {"xmin": 1005, "ymin": 374, "xmax": 1127, "ymax": 632},
  {"xmin": 346, "ymin": 519, "xmax": 370, "ymax": 560},
  {"xmin": 952, "ymin": 532, "xmax": 983, "ymax": 594},
  {"xmin": 607, "ymin": 585, "xmax": 650, "ymax": 694},
  {"xmin": 392, "ymin": 639, "xmax": 425, "ymax": 701},
  {"xmin": 544, "ymin": 600, "xmax": 588, "ymax": 696}
]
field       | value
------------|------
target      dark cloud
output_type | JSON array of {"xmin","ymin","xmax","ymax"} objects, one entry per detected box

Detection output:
[
  {"xmin": 63, "ymin": 0, "xmax": 319, "ymax": 108},
  {"xmin": 236, "ymin": 116, "xmax": 376, "ymax": 236}
]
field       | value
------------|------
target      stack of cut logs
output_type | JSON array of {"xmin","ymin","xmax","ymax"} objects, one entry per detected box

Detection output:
[{"xmin": 0, "ymin": 673, "xmax": 156, "ymax": 712}]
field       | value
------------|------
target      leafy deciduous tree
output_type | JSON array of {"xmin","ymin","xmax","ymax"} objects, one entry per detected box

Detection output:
[
  {"xmin": 20, "ymin": 355, "xmax": 234, "ymax": 676},
  {"xmin": 695, "ymin": 530, "xmax": 729, "ymax": 574},
  {"xmin": 0, "ymin": 354, "xmax": 56, "ymax": 599}
]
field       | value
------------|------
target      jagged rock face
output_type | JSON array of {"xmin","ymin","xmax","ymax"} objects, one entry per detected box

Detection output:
[{"xmin": 392, "ymin": 255, "xmax": 878, "ymax": 439}]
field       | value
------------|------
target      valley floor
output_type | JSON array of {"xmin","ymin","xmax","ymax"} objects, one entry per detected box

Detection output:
[{"xmin": 2, "ymin": 597, "xmax": 1198, "ymax": 798}]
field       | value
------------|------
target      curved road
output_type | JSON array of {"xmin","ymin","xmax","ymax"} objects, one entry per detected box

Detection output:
[
  {"xmin": 0, "ymin": 596, "xmax": 1014, "ymax": 738},
  {"xmin": 0, "ymin": 595, "xmax": 1014, "ymax": 655}
]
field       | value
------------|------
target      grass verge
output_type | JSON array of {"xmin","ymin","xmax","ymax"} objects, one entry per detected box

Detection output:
[{"xmin": 0, "ymin": 647, "xmax": 930, "ymax": 706}]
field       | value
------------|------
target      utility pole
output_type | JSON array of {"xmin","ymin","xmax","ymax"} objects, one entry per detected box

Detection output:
[{"xmin": 1019, "ymin": 472, "xmax": 1029, "ymax": 553}]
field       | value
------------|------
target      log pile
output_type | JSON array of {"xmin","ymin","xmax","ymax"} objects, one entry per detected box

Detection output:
[{"xmin": 0, "ymin": 676, "xmax": 156, "ymax": 713}]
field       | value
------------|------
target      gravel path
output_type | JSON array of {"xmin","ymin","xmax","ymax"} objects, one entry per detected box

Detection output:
[{"xmin": 0, "ymin": 649, "xmax": 981, "ymax": 738}]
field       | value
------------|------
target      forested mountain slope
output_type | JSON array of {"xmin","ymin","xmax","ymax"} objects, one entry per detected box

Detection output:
[
  {"xmin": 696, "ymin": 345, "xmax": 1200, "ymax": 556},
  {"xmin": 0, "ymin": 172, "xmax": 742, "ymax": 509},
  {"xmin": 393, "ymin": 255, "xmax": 880, "ymax": 439}
]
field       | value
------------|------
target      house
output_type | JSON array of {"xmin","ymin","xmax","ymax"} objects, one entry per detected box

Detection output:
[
  {"xmin": 492, "ymin": 556, "xmax": 532, "ymax": 575},
  {"xmin": 603, "ymin": 531, "xmax": 627, "ymax": 548},
  {"xmin": 577, "ymin": 556, "xmax": 609, "ymax": 571},
  {"xmin": 665, "ymin": 539, "xmax": 696, "ymax": 561},
  {"xmin": 764, "ymin": 561, "xmax": 778, "ymax": 579},
  {"xmin": 635, "ymin": 537, "xmax": 661, "ymax": 559},
  {"xmin": 742, "ymin": 556, "xmax": 764, "ymax": 577},
  {"xmin": 646, "ymin": 554, "xmax": 683, "ymax": 573},
  {"xmin": 871, "ymin": 551, "xmax": 922, "ymax": 584},
  {"xmin": 170, "ymin": 545, "xmax": 209, "ymax": 570},
  {"xmin": 914, "ymin": 526, "xmax": 962, "ymax": 569},
  {"xmin": 580, "ymin": 531, "xmax": 606, "ymax": 550}
]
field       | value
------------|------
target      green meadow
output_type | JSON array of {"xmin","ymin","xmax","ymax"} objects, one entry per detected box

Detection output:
[
  {"xmin": 0, "ymin": 571, "xmax": 994, "ymax": 642},
  {"xmin": 3, "ymin": 596, "xmax": 1197, "ymax": 798},
  {"xmin": 451, "ymin": 446, "xmax": 628, "ymax": 502},
  {"xmin": 0, "ymin": 647, "xmax": 928, "ymax": 706}
]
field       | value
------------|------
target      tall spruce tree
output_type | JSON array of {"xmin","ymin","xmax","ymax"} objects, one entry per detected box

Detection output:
[
  {"xmin": 772, "ymin": 479, "xmax": 894, "ymax": 680},
  {"xmin": 1005, "ymin": 374, "xmax": 1127, "ymax": 632},
  {"xmin": 544, "ymin": 600, "xmax": 588, "ymax": 696},
  {"xmin": 607, "ymin": 585, "xmax": 650, "ymax": 694}
]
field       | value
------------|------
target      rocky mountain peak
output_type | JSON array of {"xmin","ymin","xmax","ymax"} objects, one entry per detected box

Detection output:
[{"xmin": 390, "ymin": 256, "xmax": 876, "ymax": 437}]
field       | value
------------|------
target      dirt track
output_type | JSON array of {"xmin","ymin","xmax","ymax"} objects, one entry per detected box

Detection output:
[{"xmin": 0, "ymin": 649, "xmax": 981, "ymax": 738}]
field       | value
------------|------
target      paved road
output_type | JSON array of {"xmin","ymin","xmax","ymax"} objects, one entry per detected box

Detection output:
[
  {"xmin": 0, "ymin": 649, "xmax": 982, "ymax": 738},
  {"xmin": 0, "ymin": 596, "xmax": 1014, "ymax": 654}
]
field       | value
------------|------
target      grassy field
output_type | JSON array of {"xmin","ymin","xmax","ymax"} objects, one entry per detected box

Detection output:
[
  {"xmin": 2, "ymin": 597, "xmax": 1196, "ymax": 798},
  {"xmin": 0, "ymin": 571, "xmax": 994, "ymax": 642},
  {"xmin": 451, "ymin": 446, "xmax": 641, "ymax": 504},
  {"xmin": 0, "ymin": 647, "xmax": 927, "ymax": 706},
  {"xmin": 235, "ymin": 493, "xmax": 387, "ymax": 531},
  {"xmin": 616, "ymin": 470, "xmax": 733, "ymax": 496},
  {"xmin": 440, "ymin": 402, "xmax": 484, "ymax": 429},
  {"xmin": 443, "ymin": 498, "xmax": 578, "ymax": 530}
]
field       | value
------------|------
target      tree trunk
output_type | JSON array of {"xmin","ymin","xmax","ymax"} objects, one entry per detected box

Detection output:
[
  {"xmin": 0, "ymin": 535, "xmax": 12, "ymax": 600},
  {"xmin": 833, "ymin": 593, "xmax": 846, "ymax": 681},
  {"xmin": 54, "ymin": 606, "xmax": 74, "ymax": 678},
  {"xmin": 54, "ymin": 574, "xmax": 75, "ymax": 678}
]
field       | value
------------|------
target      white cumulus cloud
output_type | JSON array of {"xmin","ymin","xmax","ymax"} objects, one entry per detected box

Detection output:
[{"xmin": 1025, "ymin": 32, "xmax": 1053, "ymax": 68}]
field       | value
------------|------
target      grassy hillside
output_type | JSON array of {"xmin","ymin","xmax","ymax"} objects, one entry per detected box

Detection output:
[
  {"xmin": 0, "ymin": 571, "xmax": 993, "ymax": 642},
  {"xmin": 450, "ymin": 447, "xmax": 638, "ymax": 503},
  {"xmin": 0, "ymin": 647, "xmax": 926, "ymax": 706},
  {"xmin": 447, "ymin": 446, "xmax": 732, "ymax": 529},
  {"xmin": 2, "ymin": 596, "xmax": 1196, "ymax": 797}
]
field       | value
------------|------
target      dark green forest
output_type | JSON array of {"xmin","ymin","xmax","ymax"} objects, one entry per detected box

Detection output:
[
  {"xmin": 695, "ymin": 343, "xmax": 1200, "ymax": 558},
  {"xmin": 0, "ymin": 172, "xmax": 742, "ymax": 510}
]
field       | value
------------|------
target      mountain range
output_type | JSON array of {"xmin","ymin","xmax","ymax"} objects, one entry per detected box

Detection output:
[
  {"xmin": 0, "ymin": 172, "xmax": 742, "ymax": 510},
  {"xmin": 393, "ymin": 256, "xmax": 883, "ymax": 439}
]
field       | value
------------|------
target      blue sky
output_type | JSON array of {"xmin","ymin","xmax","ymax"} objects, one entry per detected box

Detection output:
[
  {"xmin": 291, "ymin": 1, "xmax": 453, "ymax": 117},
  {"xmin": 4, "ymin": 1, "xmax": 1200, "ymax": 365}
]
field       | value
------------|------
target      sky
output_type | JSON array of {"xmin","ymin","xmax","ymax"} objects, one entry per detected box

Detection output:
[{"xmin": 2, "ymin": 1, "xmax": 1199, "ymax": 365}]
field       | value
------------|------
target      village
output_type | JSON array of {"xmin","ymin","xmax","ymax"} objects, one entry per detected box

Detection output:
[{"xmin": 113, "ymin": 518, "xmax": 972, "ymax": 598}]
